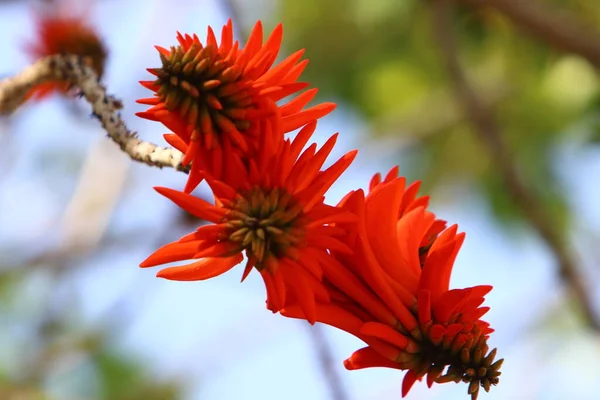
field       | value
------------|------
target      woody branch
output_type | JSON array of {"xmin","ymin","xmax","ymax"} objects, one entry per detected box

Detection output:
[
  {"xmin": 0, "ymin": 54, "xmax": 188, "ymax": 172},
  {"xmin": 459, "ymin": 0, "xmax": 600, "ymax": 70},
  {"xmin": 431, "ymin": 0, "xmax": 600, "ymax": 332}
]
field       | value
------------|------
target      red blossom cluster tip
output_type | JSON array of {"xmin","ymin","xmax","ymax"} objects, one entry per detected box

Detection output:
[
  {"xmin": 138, "ymin": 20, "xmax": 502, "ymax": 400},
  {"xmin": 141, "ymin": 122, "xmax": 357, "ymax": 320},
  {"xmin": 282, "ymin": 167, "xmax": 503, "ymax": 399},
  {"xmin": 137, "ymin": 19, "xmax": 336, "ymax": 192},
  {"xmin": 25, "ymin": 2, "xmax": 107, "ymax": 99}
]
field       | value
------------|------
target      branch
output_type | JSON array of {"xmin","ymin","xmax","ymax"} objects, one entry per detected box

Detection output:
[
  {"xmin": 0, "ymin": 54, "xmax": 188, "ymax": 172},
  {"xmin": 305, "ymin": 324, "xmax": 349, "ymax": 400},
  {"xmin": 459, "ymin": 0, "xmax": 600, "ymax": 69},
  {"xmin": 430, "ymin": 0, "xmax": 600, "ymax": 331}
]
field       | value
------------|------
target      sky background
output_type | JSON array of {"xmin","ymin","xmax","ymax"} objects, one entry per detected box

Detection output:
[{"xmin": 1, "ymin": 0, "xmax": 600, "ymax": 399}]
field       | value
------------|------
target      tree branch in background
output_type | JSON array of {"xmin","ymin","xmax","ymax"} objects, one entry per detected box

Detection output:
[
  {"xmin": 305, "ymin": 324, "xmax": 349, "ymax": 400},
  {"xmin": 430, "ymin": 0, "xmax": 600, "ymax": 331},
  {"xmin": 459, "ymin": 0, "xmax": 600, "ymax": 69},
  {"xmin": 0, "ymin": 54, "xmax": 188, "ymax": 172}
]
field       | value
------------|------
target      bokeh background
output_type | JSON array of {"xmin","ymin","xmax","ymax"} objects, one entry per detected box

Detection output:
[{"xmin": 1, "ymin": 0, "xmax": 600, "ymax": 399}]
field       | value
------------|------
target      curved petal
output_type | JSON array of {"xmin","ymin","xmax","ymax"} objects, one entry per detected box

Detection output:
[
  {"xmin": 140, "ymin": 240, "xmax": 204, "ymax": 268},
  {"xmin": 156, "ymin": 253, "xmax": 243, "ymax": 281},
  {"xmin": 419, "ymin": 239, "xmax": 458, "ymax": 302},
  {"xmin": 365, "ymin": 178, "xmax": 408, "ymax": 282},
  {"xmin": 344, "ymin": 347, "xmax": 403, "ymax": 370},
  {"xmin": 155, "ymin": 187, "xmax": 224, "ymax": 222},
  {"xmin": 402, "ymin": 370, "xmax": 420, "ymax": 398}
]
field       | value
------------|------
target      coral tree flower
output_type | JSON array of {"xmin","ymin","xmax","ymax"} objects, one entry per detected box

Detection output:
[
  {"xmin": 282, "ymin": 167, "xmax": 503, "ymax": 400},
  {"xmin": 140, "ymin": 122, "xmax": 357, "ymax": 323},
  {"xmin": 25, "ymin": 2, "xmax": 107, "ymax": 98},
  {"xmin": 137, "ymin": 19, "xmax": 336, "ymax": 192}
]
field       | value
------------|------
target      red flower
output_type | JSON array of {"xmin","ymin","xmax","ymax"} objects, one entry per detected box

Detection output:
[
  {"xmin": 282, "ymin": 167, "xmax": 502, "ymax": 400},
  {"xmin": 25, "ymin": 3, "xmax": 107, "ymax": 99},
  {"xmin": 137, "ymin": 20, "xmax": 336, "ymax": 193},
  {"xmin": 140, "ymin": 122, "xmax": 357, "ymax": 322}
]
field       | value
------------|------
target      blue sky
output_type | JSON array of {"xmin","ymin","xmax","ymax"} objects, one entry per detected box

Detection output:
[{"xmin": 1, "ymin": 1, "xmax": 599, "ymax": 399}]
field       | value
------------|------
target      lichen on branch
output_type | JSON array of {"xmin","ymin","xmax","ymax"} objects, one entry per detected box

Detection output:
[{"xmin": 0, "ymin": 54, "xmax": 188, "ymax": 172}]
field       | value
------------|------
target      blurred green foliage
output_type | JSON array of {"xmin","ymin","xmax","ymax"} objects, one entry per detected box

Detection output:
[
  {"xmin": 276, "ymin": 0, "xmax": 600, "ymax": 232},
  {"xmin": 93, "ymin": 351, "xmax": 180, "ymax": 400}
]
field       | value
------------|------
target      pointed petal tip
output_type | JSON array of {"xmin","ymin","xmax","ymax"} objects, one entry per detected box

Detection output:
[
  {"xmin": 342, "ymin": 358, "xmax": 353, "ymax": 370},
  {"xmin": 139, "ymin": 259, "xmax": 155, "ymax": 268},
  {"xmin": 153, "ymin": 186, "xmax": 171, "ymax": 195},
  {"xmin": 156, "ymin": 270, "xmax": 168, "ymax": 279},
  {"xmin": 154, "ymin": 45, "xmax": 171, "ymax": 56},
  {"xmin": 135, "ymin": 111, "xmax": 159, "ymax": 121},
  {"xmin": 479, "ymin": 285, "xmax": 494, "ymax": 295},
  {"xmin": 401, "ymin": 370, "xmax": 419, "ymax": 398},
  {"xmin": 346, "ymin": 149, "xmax": 359, "ymax": 161},
  {"xmin": 292, "ymin": 48, "xmax": 306, "ymax": 58}
]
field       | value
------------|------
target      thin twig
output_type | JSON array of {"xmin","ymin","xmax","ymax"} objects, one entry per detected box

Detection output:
[
  {"xmin": 0, "ymin": 54, "xmax": 188, "ymax": 172},
  {"xmin": 459, "ymin": 0, "xmax": 600, "ymax": 69},
  {"xmin": 430, "ymin": 0, "xmax": 600, "ymax": 331},
  {"xmin": 305, "ymin": 324, "xmax": 349, "ymax": 400}
]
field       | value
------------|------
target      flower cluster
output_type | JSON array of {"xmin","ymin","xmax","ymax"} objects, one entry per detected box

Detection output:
[
  {"xmin": 134, "ymin": 20, "xmax": 502, "ymax": 399},
  {"xmin": 21, "ymin": 10, "xmax": 500, "ymax": 397},
  {"xmin": 25, "ymin": 2, "xmax": 107, "ymax": 99},
  {"xmin": 283, "ymin": 167, "xmax": 502, "ymax": 399},
  {"xmin": 141, "ymin": 122, "xmax": 357, "ymax": 321},
  {"xmin": 136, "ymin": 20, "xmax": 336, "ymax": 193}
]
